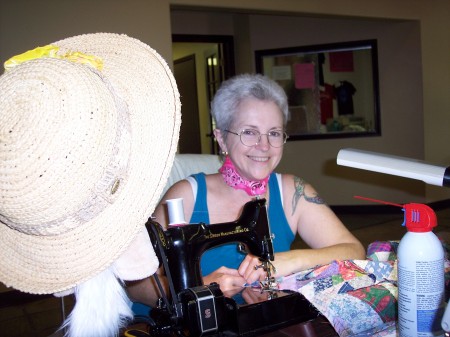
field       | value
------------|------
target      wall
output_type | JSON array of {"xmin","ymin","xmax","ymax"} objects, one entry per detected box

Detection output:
[
  {"xmin": 170, "ymin": 0, "xmax": 450, "ymax": 205},
  {"xmin": 251, "ymin": 16, "xmax": 425, "ymax": 205},
  {"xmin": 1, "ymin": 0, "xmax": 449, "ymax": 205},
  {"xmin": 171, "ymin": 10, "xmax": 427, "ymax": 205},
  {"xmin": 0, "ymin": 0, "xmax": 173, "ymax": 67}
]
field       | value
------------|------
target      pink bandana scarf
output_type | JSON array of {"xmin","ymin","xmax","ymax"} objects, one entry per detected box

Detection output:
[{"xmin": 219, "ymin": 156, "xmax": 269, "ymax": 196}]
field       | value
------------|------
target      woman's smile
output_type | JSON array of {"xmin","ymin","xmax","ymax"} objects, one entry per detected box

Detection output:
[{"xmin": 248, "ymin": 155, "xmax": 269, "ymax": 162}]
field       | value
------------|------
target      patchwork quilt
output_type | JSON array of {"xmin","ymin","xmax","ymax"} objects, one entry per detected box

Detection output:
[{"xmin": 279, "ymin": 240, "xmax": 450, "ymax": 336}]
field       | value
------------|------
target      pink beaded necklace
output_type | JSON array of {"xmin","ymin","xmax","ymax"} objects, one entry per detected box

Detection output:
[{"xmin": 219, "ymin": 156, "xmax": 269, "ymax": 196}]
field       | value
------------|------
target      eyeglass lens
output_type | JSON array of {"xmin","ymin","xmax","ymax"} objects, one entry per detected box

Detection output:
[{"xmin": 240, "ymin": 129, "xmax": 286, "ymax": 147}]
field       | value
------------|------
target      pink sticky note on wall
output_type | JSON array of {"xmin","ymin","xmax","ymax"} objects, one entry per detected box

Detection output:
[{"xmin": 294, "ymin": 63, "xmax": 315, "ymax": 89}]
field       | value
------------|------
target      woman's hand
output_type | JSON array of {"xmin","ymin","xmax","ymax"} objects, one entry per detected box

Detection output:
[
  {"xmin": 240, "ymin": 287, "xmax": 271, "ymax": 304},
  {"xmin": 237, "ymin": 254, "xmax": 271, "ymax": 285},
  {"xmin": 202, "ymin": 266, "xmax": 246, "ymax": 291},
  {"xmin": 223, "ymin": 287, "xmax": 271, "ymax": 305}
]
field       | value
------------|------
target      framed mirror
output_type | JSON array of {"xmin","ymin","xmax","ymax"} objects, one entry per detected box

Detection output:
[{"xmin": 255, "ymin": 40, "xmax": 380, "ymax": 140}]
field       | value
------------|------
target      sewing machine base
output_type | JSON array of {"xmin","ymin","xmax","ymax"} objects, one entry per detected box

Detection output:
[
  {"xmin": 149, "ymin": 285, "xmax": 319, "ymax": 336},
  {"xmin": 228, "ymin": 289, "xmax": 319, "ymax": 336}
]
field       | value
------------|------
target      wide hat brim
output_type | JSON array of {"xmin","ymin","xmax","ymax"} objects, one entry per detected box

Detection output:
[{"xmin": 0, "ymin": 33, "xmax": 181, "ymax": 294}]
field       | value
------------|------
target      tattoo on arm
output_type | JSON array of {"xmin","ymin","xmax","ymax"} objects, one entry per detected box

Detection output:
[{"xmin": 292, "ymin": 176, "xmax": 325, "ymax": 215}]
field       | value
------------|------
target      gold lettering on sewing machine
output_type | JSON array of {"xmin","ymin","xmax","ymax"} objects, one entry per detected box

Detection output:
[
  {"xmin": 204, "ymin": 227, "xmax": 250, "ymax": 239},
  {"xmin": 158, "ymin": 230, "xmax": 166, "ymax": 246}
]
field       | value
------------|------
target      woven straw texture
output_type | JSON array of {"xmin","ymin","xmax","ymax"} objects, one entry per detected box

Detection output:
[{"xmin": 0, "ymin": 33, "xmax": 181, "ymax": 294}]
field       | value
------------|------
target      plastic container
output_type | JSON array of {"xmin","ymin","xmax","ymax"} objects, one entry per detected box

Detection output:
[{"xmin": 397, "ymin": 203, "xmax": 445, "ymax": 337}]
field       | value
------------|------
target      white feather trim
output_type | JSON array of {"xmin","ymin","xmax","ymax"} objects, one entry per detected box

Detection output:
[{"xmin": 60, "ymin": 266, "xmax": 133, "ymax": 337}]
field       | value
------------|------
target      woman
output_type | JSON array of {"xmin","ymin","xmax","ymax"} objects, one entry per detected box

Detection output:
[{"xmin": 127, "ymin": 73, "xmax": 365, "ymax": 307}]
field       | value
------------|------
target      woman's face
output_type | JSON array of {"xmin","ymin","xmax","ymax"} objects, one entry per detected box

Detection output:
[{"xmin": 217, "ymin": 98, "xmax": 285, "ymax": 181}]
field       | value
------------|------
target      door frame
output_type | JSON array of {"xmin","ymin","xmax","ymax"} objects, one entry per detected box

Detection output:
[{"xmin": 172, "ymin": 34, "xmax": 235, "ymax": 154}]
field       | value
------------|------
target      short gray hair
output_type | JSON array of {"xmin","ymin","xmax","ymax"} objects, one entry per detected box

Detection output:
[{"xmin": 210, "ymin": 74, "xmax": 288, "ymax": 135}]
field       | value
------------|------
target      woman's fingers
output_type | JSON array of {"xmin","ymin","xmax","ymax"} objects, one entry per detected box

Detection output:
[
  {"xmin": 216, "ymin": 266, "xmax": 241, "ymax": 276},
  {"xmin": 238, "ymin": 255, "xmax": 267, "ymax": 284},
  {"xmin": 203, "ymin": 267, "xmax": 246, "ymax": 291}
]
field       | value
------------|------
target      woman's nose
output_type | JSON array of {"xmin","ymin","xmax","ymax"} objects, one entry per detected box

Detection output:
[{"xmin": 256, "ymin": 134, "xmax": 271, "ymax": 150}]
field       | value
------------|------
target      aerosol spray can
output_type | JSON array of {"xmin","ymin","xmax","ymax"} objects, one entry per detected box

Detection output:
[{"xmin": 397, "ymin": 203, "xmax": 445, "ymax": 337}]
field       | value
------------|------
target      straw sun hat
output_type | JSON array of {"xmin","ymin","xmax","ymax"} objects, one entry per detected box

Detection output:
[{"xmin": 0, "ymin": 33, "xmax": 181, "ymax": 294}]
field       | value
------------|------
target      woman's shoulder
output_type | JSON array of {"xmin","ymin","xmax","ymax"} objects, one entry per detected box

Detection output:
[
  {"xmin": 277, "ymin": 172, "xmax": 306, "ymax": 184},
  {"xmin": 277, "ymin": 173, "xmax": 317, "ymax": 194},
  {"xmin": 188, "ymin": 171, "xmax": 220, "ymax": 180},
  {"xmin": 204, "ymin": 172, "xmax": 222, "ymax": 182},
  {"xmin": 279, "ymin": 172, "xmax": 313, "ymax": 181},
  {"xmin": 204, "ymin": 173, "xmax": 226, "ymax": 191},
  {"xmin": 165, "ymin": 178, "xmax": 193, "ymax": 197}
]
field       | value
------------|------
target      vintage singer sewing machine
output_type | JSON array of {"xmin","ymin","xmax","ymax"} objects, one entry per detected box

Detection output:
[{"xmin": 145, "ymin": 198, "xmax": 318, "ymax": 336}]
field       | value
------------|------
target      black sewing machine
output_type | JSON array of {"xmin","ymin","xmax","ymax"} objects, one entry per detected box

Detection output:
[{"xmin": 145, "ymin": 198, "xmax": 318, "ymax": 336}]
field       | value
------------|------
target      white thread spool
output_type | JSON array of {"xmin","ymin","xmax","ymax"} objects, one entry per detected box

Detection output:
[{"xmin": 166, "ymin": 198, "xmax": 187, "ymax": 226}]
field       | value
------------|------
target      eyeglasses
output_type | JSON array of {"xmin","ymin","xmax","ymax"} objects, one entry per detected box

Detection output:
[{"xmin": 224, "ymin": 129, "xmax": 288, "ymax": 148}]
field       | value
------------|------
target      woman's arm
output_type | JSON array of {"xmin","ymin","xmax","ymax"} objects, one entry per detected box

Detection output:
[
  {"xmin": 126, "ymin": 267, "xmax": 167, "ymax": 307},
  {"xmin": 287, "ymin": 174, "xmax": 366, "ymax": 264}
]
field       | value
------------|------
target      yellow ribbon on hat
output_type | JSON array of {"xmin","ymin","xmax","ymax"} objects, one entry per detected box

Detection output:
[{"xmin": 4, "ymin": 45, "xmax": 103, "ymax": 71}]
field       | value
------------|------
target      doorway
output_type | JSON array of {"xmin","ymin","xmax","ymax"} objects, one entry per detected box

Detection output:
[
  {"xmin": 172, "ymin": 35, "xmax": 235, "ymax": 154},
  {"xmin": 174, "ymin": 54, "xmax": 201, "ymax": 154}
]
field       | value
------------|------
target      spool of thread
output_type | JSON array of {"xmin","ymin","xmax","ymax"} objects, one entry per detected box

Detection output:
[{"xmin": 166, "ymin": 198, "xmax": 186, "ymax": 226}]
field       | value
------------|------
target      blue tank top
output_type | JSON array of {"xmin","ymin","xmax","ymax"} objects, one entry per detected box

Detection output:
[{"xmin": 190, "ymin": 172, "xmax": 294, "ymax": 276}]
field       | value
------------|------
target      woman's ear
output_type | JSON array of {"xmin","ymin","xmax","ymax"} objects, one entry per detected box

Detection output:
[{"xmin": 213, "ymin": 128, "xmax": 227, "ymax": 153}]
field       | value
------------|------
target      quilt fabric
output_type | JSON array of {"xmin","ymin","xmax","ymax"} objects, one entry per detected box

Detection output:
[{"xmin": 278, "ymin": 240, "xmax": 450, "ymax": 337}]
